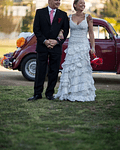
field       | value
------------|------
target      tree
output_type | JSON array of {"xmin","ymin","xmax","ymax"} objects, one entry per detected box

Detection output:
[
  {"xmin": 100, "ymin": 0, "xmax": 120, "ymax": 32},
  {"xmin": 21, "ymin": 2, "xmax": 35, "ymax": 32},
  {"xmin": 104, "ymin": 17, "xmax": 120, "ymax": 31},
  {"xmin": 0, "ymin": 0, "xmax": 13, "ymax": 6},
  {"xmin": 101, "ymin": 0, "xmax": 120, "ymax": 18},
  {"xmin": 0, "ymin": 0, "xmax": 14, "ymax": 33},
  {"xmin": 21, "ymin": 15, "xmax": 34, "ymax": 32},
  {"xmin": 0, "ymin": 0, "xmax": 13, "ymax": 16}
]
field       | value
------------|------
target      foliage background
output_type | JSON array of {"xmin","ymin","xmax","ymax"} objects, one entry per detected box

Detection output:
[
  {"xmin": 101, "ymin": 0, "xmax": 120, "ymax": 32},
  {"xmin": 1, "ymin": 0, "xmax": 120, "ymax": 34}
]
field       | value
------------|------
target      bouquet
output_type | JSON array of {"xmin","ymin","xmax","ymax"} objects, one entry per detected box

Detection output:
[
  {"xmin": 91, "ymin": 52, "xmax": 103, "ymax": 68},
  {"xmin": 1, "ymin": 53, "xmax": 13, "ymax": 68},
  {"xmin": 1, "ymin": 56, "xmax": 7, "ymax": 66}
]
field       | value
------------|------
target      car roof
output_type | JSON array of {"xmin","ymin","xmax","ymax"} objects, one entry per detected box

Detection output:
[{"xmin": 93, "ymin": 17, "xmax": 107, "ymax": 23}]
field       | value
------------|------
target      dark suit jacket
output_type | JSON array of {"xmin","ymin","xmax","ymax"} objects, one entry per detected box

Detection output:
[{"xmin": 33, "ymin": 7, "xmax": 69, "ymax": 54}]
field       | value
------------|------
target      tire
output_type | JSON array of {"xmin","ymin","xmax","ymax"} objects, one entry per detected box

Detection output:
[{"xmin": 21, "ymin": 54, "xmax": 36, "ymax": 81}]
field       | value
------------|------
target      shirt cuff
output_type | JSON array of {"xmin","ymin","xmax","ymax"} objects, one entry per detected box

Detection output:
[{"xmin": 43, "ymin": 39, "xmax": 46, "ymax": 44}]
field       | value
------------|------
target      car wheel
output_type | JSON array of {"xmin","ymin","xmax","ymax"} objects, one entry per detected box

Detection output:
[{"xmin": 21, "ymin": 54, "xmax": 36, "ymax": 81}]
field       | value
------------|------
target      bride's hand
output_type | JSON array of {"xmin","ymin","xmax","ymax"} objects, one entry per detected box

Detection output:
[
  {"xmin": 58, "ymin": 30, "xmax": 64, "ymax": 40},
  {"xmin": 90, "ymin": 47, "xmax": 95, "ymax": 54}
]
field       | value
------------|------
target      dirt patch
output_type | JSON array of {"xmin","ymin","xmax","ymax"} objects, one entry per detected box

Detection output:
[
  {"xmin": 0, "ymin": 66, "xmax": 120, "ymax": 91},
  {"xmin": 0, "ymin": 69, "xmax": 59, "ymax": 88},
  {"xmin": 94, "ymin": 83, "xmax": 120, "ymax": 91}
]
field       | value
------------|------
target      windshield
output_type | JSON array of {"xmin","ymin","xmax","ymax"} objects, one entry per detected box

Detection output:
[{"xmin": 108, "ymin": 22, "xmax": 118, "ymax": 37}]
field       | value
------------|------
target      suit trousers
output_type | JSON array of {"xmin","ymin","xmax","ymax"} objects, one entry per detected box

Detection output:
[{"xmin": 34, "ymin": 49, "xmax": 61, "ymax": 96}]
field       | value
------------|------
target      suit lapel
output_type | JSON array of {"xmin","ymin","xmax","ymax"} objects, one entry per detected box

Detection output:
[
  {"xmin": 44, "ymin": 8, "xmax": 61, "ymax": 25},
  {"xmin": 52, "ymin": 9, "xmax": 60, "ymax": 24},
  {"xmin": 44, "ymin": 7, "xmax": 51, "ymax": 25}
]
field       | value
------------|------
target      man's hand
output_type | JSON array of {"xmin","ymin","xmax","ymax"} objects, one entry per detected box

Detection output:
[
  {"xmin": 44, "ymin": 39, "xmax": 57, "ymax": 49},
  {"xmin": 44, "ymin": 40, "xmax": 50, "ymax": 48},
  {"xmin": 48, "ymin": 39, "xmax": 58, "ymax": 48}
]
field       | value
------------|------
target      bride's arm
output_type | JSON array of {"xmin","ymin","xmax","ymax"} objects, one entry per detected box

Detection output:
[
  {"xmin": 58, "ymin": 29, "xmax": 64, "ymax": 41},
  {"xmin": 87, "ymin": 14, "xmax": 95, "ymax": 54}
]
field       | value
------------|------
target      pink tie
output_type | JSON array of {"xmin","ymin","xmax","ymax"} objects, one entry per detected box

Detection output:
[{"xmin": 50, "ymin": 9, "xmax": 54, "ymax": 24}]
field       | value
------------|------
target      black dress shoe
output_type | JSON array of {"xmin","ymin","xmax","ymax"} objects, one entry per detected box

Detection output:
[
  {"xmin": 46, "ymin": 95, "xmax": 55, "ymax": 100},
  {"xmin": 28, "ymin": 95, "xmax": 42, "ymax": 101}
]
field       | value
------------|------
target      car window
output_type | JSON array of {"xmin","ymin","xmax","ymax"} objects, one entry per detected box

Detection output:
[
  {"xmin": 108, "ymin": 22, "xmax": 118, "ymax": 37},
  {"xmin": 87, "ymin": 25, "xmax": 110, "ymax": 39}
]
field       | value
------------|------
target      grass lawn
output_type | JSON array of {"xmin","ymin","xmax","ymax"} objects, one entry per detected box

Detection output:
[
  {"xmin": 0, "ymin": 40, "xmax": 16, "ymax": 59},
  {"xmin": 0, "ymin": 46, "xmax": 16, "ymax": 58},
  {"xmin": 0, "ymin": 86, "xmax": 120, "ymax": 150}
]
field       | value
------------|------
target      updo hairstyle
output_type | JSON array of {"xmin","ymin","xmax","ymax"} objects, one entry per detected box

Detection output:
[{"xmin": 73, "ymin": 0, "xmax": 79, "ymax": 11}]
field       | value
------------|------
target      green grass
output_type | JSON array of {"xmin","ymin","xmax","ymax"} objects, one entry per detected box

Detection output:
[
  {"xmin": 0, "ymin": 46, "xmax": 16, "ymax": 58},
  {"xmin": 0, "ymin": 85, "xmax": 120, "ymax": 150}
]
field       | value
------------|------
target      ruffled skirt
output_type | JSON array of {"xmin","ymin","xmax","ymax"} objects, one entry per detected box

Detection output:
[{"xmin": 54, "ymin": 40, "xmax": 96, "ymax": 102}]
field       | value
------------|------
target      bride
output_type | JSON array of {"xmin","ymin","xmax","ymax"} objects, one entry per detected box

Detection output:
[{"xmin": 55, "ymin": 0, "xmax": 96, "ymax": 102}]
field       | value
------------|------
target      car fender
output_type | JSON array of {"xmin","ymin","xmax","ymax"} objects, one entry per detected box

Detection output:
[
  {"xmin": 117, "ymin": 62, "xmax": 120, "ymax": 74},
  {"xmin": 12, "ymin": 44, "xmax": 36, "ymax": 70}
]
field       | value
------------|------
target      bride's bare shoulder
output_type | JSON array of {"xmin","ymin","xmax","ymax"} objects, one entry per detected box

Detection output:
[
  {"xmin": 68, "ymin": 14, "xmax": 74, "ymax": 20},
  {"xmin": 87, "ymin": 14, "xmax": 93, "ymax": 20}
]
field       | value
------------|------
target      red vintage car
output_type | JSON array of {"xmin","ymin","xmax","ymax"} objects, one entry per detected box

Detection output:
[{"xmin": 1, "ymin": 17, "xmax": 120, "ymax": 81}]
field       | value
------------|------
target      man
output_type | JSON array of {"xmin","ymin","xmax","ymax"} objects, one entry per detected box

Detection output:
[{"xmin": 28, "ymin": 0, "xmax": 69, "ymax": 101}]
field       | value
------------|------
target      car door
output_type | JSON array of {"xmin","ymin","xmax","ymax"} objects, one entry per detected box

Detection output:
[{"xmin": 91, "ymin": 24, "xmax": 116, "ymax": 71}]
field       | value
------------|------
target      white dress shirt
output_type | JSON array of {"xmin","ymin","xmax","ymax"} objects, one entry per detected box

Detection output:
[
  {"xmin": 43, "ymin": 6, "xmax": 57, "ymax": 44},
  {"xmin": 48, "ymin": 6, "xmax": 56, "ymax": 17}
]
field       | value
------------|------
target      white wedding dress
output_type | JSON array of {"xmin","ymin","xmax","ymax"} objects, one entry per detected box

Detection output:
[{"xmin": 55, "ymin": 14, "xmax": 96, "ymax": 102}]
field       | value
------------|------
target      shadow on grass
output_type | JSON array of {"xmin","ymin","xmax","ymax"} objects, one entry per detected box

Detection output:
[{"xmin": 0, "ymin": 86, "xmax": 120, "ymax": 150}]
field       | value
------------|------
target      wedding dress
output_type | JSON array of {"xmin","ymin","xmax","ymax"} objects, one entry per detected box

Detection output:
[{"xmin": 55, "ymin": 14, "xmax": 96, "ymax": 102}]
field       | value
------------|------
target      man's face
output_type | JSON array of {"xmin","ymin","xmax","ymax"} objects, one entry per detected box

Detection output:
[{"xmin": 48, "ymin": 0, "xmax": 61, "ymax": 9}]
